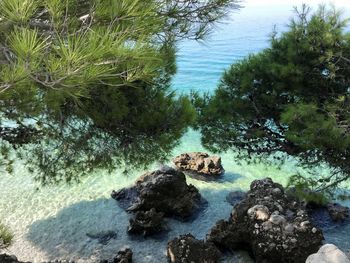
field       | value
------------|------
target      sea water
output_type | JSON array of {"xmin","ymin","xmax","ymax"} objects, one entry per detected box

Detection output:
[{"xmin": 1, "ymin": 1, "xmax": 350, "ymax": 262}]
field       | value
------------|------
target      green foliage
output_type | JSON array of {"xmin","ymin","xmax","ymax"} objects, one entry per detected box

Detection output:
[
  {"xmin": 0, "ymin": 0, "xmax": 237, "ymax": 96},
  {"xmin": 21, "ymin": 83, "xmax": 196, "ymax": 184},
  {"xmin": 0, "ymin": 0, "xmax": 237, "ymax": 184},
  {"xmin": 0, "ymin": 222, "xmax": 13, "ymax": 249},
  {"xmin": 281, "ymin": 103, "xmax": 350, "ymax": 152},
  {"xmin": 195, "ymin": 5, "xmax": 350, "ymax": 192},
  {"xmin": 287, "ymin": 174, "xmax": 329, "ymax": 205},
  {"xmin": 0, "ymin": 0, "xmax": 37, "ymax": 23}
]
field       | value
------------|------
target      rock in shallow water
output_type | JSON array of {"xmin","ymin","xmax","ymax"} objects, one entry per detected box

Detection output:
[
  {"xmin": 86, "ymin": 230, "xmax": 117, "ymax": 245},
  {"xmin": 173, "ymin": 152, "xmax": 224, "ymax": 176},
  {"xmin": 306, "ymin": 244, "xmax": 350, "ymax": 263},
  {"xmin": 112, "ymin": 167, "xmax": 202, "ymax": 219},
  {"xmin": 207, "ymin": 178, "xmax": 324, "ymax": 263},
  {"xmin": 128, "ymin": 208, "xmax": 165, "ymax": 236},
  {"xmin": 225, "ymin": 191, "xmax": 246, "ymax": 206},
  {"xmin": 167, "ymin": 234, "xmax": 221, "ymax": 263},
  {"xmin": 112, "ymin": 248, "xmax": 133, "ymax": 263},
  {"xmin": 327, "ymin": 203, "xmax": 350, "ymax": 222}
]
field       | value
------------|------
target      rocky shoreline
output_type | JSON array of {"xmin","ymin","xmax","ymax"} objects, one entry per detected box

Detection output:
[
  {"xmin": 207, "ymin": 178, "xmax": 324, "ymax": 263},
  {"xmin": 109, "ymin": 163, "xmax": 350, "ymax": 263},
  {"xmin": 2, "ymin": 154, "xmax": 350, "ymax": 263}
]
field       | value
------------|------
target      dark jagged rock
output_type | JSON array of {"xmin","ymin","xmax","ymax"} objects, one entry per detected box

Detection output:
[
  {"xmin": 112, "ymin": 167, "xmax": 202, "ymax": 219},
  {"xmin": 113, "ymin": 248, "xmax": 133, "ymax": 263},
  {"xmin": 0, "ymin": 254, "xmax": 26, "ymax": 263},
  {"xmin": 86, "ymin": 230, "xmax": 117, "ymax": 245},
  {"xmin": 128, "ymin": 208, "xmax": 165, "ymax": 236},
  {"xmin": 173, "ymin": 152, "xmax": 224, "ymax": 176},
  {"xmin": 207, "ymin": 178, "xmax": 324, "ymax": 263},
  {"xmin": 327, "ymin": 203, "xmax": 350, "ymax": 222},
  {"xmin": 111, "ymin": 187, "xmax": 139, "ymax": 211},
  {"xmin": 167, "ymin": 234, "xmax": 221, "ymax": 263}
]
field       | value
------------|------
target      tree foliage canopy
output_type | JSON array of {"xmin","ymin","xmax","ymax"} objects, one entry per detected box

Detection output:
[
  {"xmin": 0, "ymin": 0, "xmax": 238, "ymax": 99},
  {"xmin": 195, "ymin": 5, "xmax": 350, "ymax": 193},
  {"xmin": 0, "ymin": 0, "xmax": 239, "ymax": 184}
]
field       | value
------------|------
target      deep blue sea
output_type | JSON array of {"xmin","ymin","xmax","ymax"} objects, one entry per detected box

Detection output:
[{"xmin": 173, "ymin": 0, "xmax": 350, "ymax": 93}]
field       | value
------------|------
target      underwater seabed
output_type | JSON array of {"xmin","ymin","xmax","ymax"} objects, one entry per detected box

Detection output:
[{"xmin": 0, "ymin": 129, "xmax": 349, "ymax": 263}]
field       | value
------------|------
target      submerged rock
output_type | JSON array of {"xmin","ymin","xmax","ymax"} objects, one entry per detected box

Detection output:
[
  {"xmin": 86, "ymin": 230, "xmax": 117, "ymax": 245},
  {"xmin": 173, "ymin": 152, "xmax": 224, "ymax": 176},
  {"xmin": 306, "ymin": 244, "xmax": 350, "ymax": 263},
  {"xmin": 113, "ymin": 248, "xmax": 133, "ymax": 263},
  {"xmin": 128, "ymin": 208, "xmax": 165, "ymax": 236},
  {"xmin": 225, "ymin": 191, "xmax": 246, "ymax": 206},
  {"xmin": 111, "ymin": 187, "xmax": 138, "ymax": 211},
  {"xmin": 99, "ymin": 248, "xmax": 133, "ymax": 263},
  {"xmin": 327, "ymin": 203, "xmax": 350, "ymax": 222},
  {"xmin": 112, "ymin": 167, "xmax": 202, "ymax": 219},
  {"xmin": 167, "ymin": 234, "xmax": 221, "ymax": 263},
  {"xmin": 207, "ymin": 178, "xmax": 324, "ymax": 263}
]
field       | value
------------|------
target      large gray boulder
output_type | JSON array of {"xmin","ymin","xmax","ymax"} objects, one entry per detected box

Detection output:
[
  {"xmin": 112, "ymin": 167, "xmax": 202, "ymax": 219},
  {"xmin": 173, "ymin": 152, "xmax": 224, "ymax": 176},
  {"xmin": 207, "ymin": 178, "xmax": 324, "ymax": 263},
  {"xmin": 306, "ymin": 244, "xmax": 350, "ymax": 263}
]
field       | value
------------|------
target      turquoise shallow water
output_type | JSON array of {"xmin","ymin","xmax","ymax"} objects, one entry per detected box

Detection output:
[{"xmin": 1, "ymin": 1, "xmax": 350, "ymax": 262}]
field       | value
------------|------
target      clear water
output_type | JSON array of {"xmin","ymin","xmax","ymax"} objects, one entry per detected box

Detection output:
[{"xmin": 1, "ymin": 1, "xmax": 350, "ymax": 262}]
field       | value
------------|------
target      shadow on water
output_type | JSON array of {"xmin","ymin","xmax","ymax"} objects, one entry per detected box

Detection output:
[
  {"xmin": 26, "ymin": 198, "xmax": 129, "ymax": 262},
  {"xmin": 25, "ymin": 183, "xmax": 350, "ymax": 262},
  {"xmin": 25, "ymin": 186, "xmax": 255, "ymax": 262},
  {"xmin": 221, "ymin": 172, "xmax": 245, "ymax": 184}
]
